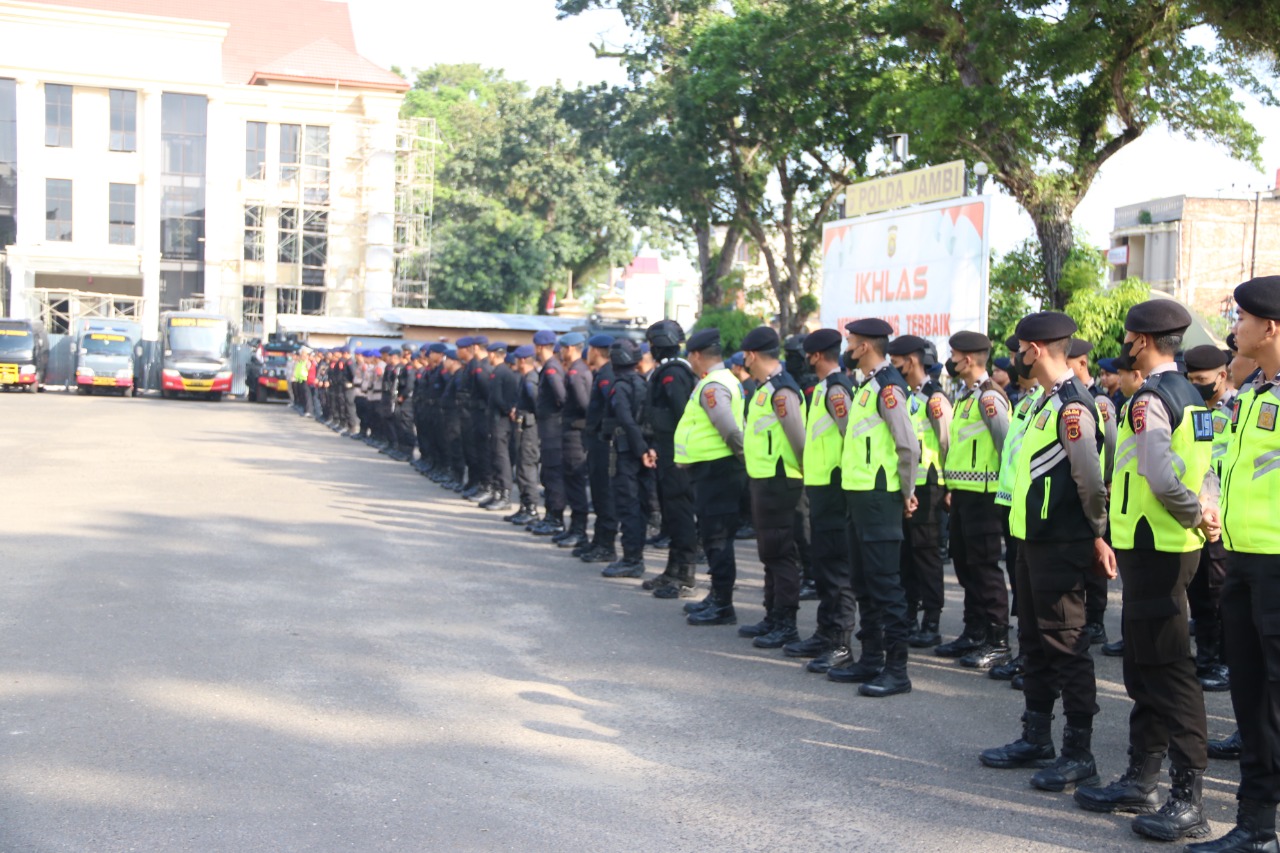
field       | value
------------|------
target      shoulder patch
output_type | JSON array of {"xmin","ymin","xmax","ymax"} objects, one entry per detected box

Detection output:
[
  {"xmin": 930, "ymin": 396, "xmax": 944, "ymax": 419},
  {"xmin": 983, "ymin": 396, "xmax": 998, "ymax": 418},
  {"xmin": 1260, "ymin": 402, "xmax": 1278, "ymax": 432},
  {"xmin": 545, "ymin": 368, "xmax": 557, "ymax": 376},
  {"xmin": 773, "ymin": 394, "xmax": 788, "ymax": 418},
  {"xmin": 1063, "ymin": 407, "xmax": 1082, "ymax": 442},
  {"xmin": 1100, "ymin": 405, "xmax": 1110, "ymax": 422},
  {"xmin": 599, "ymin": 379, "xmax": 610, "ymax": 388},
  {"xmin": 662, "ymin": 375, "xmax": 674, "ymax": 385},
  {"xmin": 704, "ymin": 387, "xmax": 717, "ymax": 409},
  {"xmin": 1132, "ymin": 399, "xmax": 1148, "ymax": 433},
  {"xmin": 568, "ymin": 369, "xmax": 578, "ymax": 375},
  {"xmin": 880, "ymin": 386, "xmax": 898, "ymax": 409},
  {"xmin": 832, "ymin": 395, "xmax": 847, "ymax": 419}
]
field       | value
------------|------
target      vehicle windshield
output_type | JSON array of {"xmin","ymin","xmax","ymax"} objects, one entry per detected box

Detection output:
[
  {"xmin": 263, "ymin": 351, "xmax": 291, "ymax": 368},
  {"xmin": 83, "ymin": 334, "xmax": 132, "ymax": 357},
  {"xmin": 166, "ymin": 319, "xmax": 229, "ymax": 359},
  {"xmin": 0, "ymin": 329, "xmax": 33, "ymax": 358}
]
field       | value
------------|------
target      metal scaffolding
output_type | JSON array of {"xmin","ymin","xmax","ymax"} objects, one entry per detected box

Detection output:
[
  {"xmin": 392, "ymin": 117, "xmax": 436, "ymax": 309},
  {"xmin": 28, "ymin": 288, "xmax": 145, "ymax": 335}
]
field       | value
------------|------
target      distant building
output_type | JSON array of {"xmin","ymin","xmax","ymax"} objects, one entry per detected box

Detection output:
[
  {"xmin": 615, "ymin": 251, "xmax": 700, "ymax": 330},
  {"xmin": 0, "ymin": 0, "xmax": 430, "ymax": 339},
  {"xmin": 1109, "ymin": 191, "xmax": 1280, "ymax": 320}
]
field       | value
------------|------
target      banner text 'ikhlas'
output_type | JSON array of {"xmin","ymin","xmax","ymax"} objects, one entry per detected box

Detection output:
[{"xmin": 820, "ymin": 196, "xmax": 991, "ymax": 359}]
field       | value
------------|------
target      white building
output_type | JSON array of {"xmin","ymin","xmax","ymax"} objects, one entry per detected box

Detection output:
[{"xmin": 0, "ymin": 0, "xmax": 414, "ymax": 339}]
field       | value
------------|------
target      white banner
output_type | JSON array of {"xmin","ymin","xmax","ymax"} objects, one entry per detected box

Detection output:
[{"xmin": 820, "ymin": 196, "xmax": 991, "ymax": 356}]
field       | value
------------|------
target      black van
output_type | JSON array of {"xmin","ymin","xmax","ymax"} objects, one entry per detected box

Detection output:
[{"xmin": 0, "ymin": 318, "xmax": 49, "ymax": 392}]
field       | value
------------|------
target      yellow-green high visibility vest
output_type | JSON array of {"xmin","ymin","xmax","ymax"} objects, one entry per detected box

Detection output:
[
  {"xmin": 842, "ymin": 366, "xmax": 908, "ymax": 493},
  {"xmin": 674, "ymin": 368, "xmax": 742, "ymax": 464},
  {"xmin": 1009, "ymin": 378, "xmax": 1102, "ymax": 542},
  {"xmin": 804, "ymin": 373, "xmax": 853, "ymax": 487},
  {"xmin": 1222, "ymin": 383, "xmax": 1280, "ymax": 553},
  {"xmin": 995, "ymin": 385, "xmax": 1044, "ymax": 508},
  {"xmin": 745, "ymin": 371, "xmax": 803, "ymax": 480},
  {"xmin": 945, "ymin": 382, "xmax": 1004, "ymax": 493},
  {"xmin": 1110, "ymin": 372, "xmax": 1213, "ymax": 553},
  {"xmin": 908, "ymin": 384, "xmax": 944, "ymax": 486},
  {"xmin": 1210, "ymin": 398, "xmax": 1233, "ymax": 480}
]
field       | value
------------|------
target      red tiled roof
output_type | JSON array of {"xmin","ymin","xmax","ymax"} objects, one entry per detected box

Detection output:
[{"xmin": 40, "ymin": 0, "xmax": 408, "ymax": 91}]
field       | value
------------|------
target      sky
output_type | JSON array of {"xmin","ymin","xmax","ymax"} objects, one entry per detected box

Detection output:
[{"xmin": 345, "ymin": 0, "xmax": 1280, "ymax": 258}]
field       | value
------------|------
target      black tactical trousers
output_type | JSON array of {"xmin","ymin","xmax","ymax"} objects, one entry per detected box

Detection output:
[
  {"xmin": 443, "ymin": 410, "xmax": 465, "ymax": 481},
  {"xmin": 1188, "ymin": 539, "xmax": 1227, "ymax": 636},
  {"xmin": 808, "ymin": 479, "xmax": 855, "ymax": 637},
  {"xmin": 395, "ymin": 405, "xmax": 415, "ymax": 454},
  {"xmin": 901, "ymin": 483, "xmax": 945, "ymax": 620},
  {"xmin": 613, "ymin": 451, "xmax": 647, "ymax": 559},
  {"xmin": 538, "ymin": 416, "xmax": 566, "ymax": 518},
  {"xmin": 846, "ymin": 490, "xmax": 910, "ymax": 648},
  {"xmin": 1018, "ymin": 539, "xmax": 1099, "ymax": 723},
  {"xmin": 586, "ymin": 434, "xmax": 617, "ymax": 547},
  {"xmin": 470, "ymin": 404, "xmax": 492, "ymax": 486},
  {"xmin": 1119, "ymin": 548, "xmax": 1207, "ymax": 769},
  {"xmin": 563, "ymin": 427, "xmax": 590, "ymax": 517},
  {"xmin": 950, "ymin": 490, "xmax": 1009, "ymax": 631},
  {"xmin": 514, "ymin": 419, "xmax": 540, "ymax": 506},
  {"xmin": 751, "ymin": 475, "xmax": 803, "ymax": 612},
  {"xmin": 657, "ymin": 450, "xmax": 698, "ymax": 573},
  {"xmin": 1222, "ymin": 552, "xmax": 1280, "ymax": 803},
  {"xmin": 490, "ymin": 414, "xmax": 513, "ymax": 492},
  {"xmin": 692, "ymin": 456, "xmax": 746, "ymax": 597}
]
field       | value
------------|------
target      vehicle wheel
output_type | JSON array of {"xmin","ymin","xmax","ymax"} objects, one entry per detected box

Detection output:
[
  {"xmin": 77, "ymin": 385, "xmax": 88, "ymax": 395},
  {"xmin": 211, "ymin": 392, "xmax": 224, "ymax": 402},
  {"xmin": 162, "ymin": 389, "xmax": 175, "ymax": 400}
]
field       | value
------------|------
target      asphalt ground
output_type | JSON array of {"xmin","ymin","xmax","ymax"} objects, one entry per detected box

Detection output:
[{"xmin": 0, "ymin": 391, "xmax": 1241, "ymax": 852}]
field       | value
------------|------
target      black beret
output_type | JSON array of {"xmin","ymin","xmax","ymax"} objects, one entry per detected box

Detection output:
[
  {"xmin": 845, "ymin": 318, "xmax": 893, "ymax": 337},
  {"xmin": 1225, "ymin": 332, "xmax": 1237, "ymax": 353},
  {"xmin": 887, "ymin": 334, "xmax": 930, "ymax": 357},
  {"xmin": 1004, "ymin": 334, "xmax": 1019, "ymax": 353},
  {"xmin": 1124, "ymin": 299, "xmax": 1192, "ymax": 335},
  {"xmin": 1068, "ymin": 338, "xmax": 1094, "ymax": 359},
  {"xmin": 740, "ymin": 326, "xmax": 781, "ymax": 352},
  {"xmin": 783, "ymin": 334, "xmax": 806, "ymax": 353},
  {"xmin": 802, "ymin": 328, "xmax": 842, "ymax": 354},
  {"xmin": 948, "ymin": 330, "xmax": 991, "ymax": 353},
  {"xmin": 1015, "ymin": 311, "xmax": 1078, "ymax": 343},
  {"xmin": 1184, "ymin": 344, "xmax": 1228, "ymax": 371},
  {"xmin": 686, "ymin": 328, "xmax": 721, "ymax": 352},
  {"xmin": 1234, "ymin": 276, "xmax": 1280, "ymax": 321}
]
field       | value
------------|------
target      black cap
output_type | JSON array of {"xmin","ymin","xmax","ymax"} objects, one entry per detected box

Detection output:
[
  {"xmin": 740, "ymin": 326, "xmax": 781, "ymax": 352},
  {"xmin": 802, "ymin": 328, "xmax": 842, "ymax": 354},
  {"xmin": 783, "ymin": 334, "xmax": 806, "ymax": 353},
  {"xmin": 1015, "ymin": 311, "xmax": 1078, "ymax": 343},
  {"xmin": 686, "ymin": 328, "xmax": 721, "ymax": 352},
  {"xmin": 994, "ymin": 356, "xmax": 1012, "ymax": 371},
  {"xmin": 887, "ymin": 334, "xmax": 930, "ymax": 357},
  {"xmin": 646, "ymin": 319, "xmax": 685, "ymax": 348},
  {"xmin": 845, "ymin": 318, "xmax": 893, "ymax": 337},
  {"xmin": 948, "ymin": 331, "xmax": 991, "ymax": 353},
  {"xmin": 379, "ymin": 346, "xmax": 393, "ymax": 355},
  {"xmin": 1226, "ymin": 332, "xmax": 1238, "ymax": 353},
  {"xmin": 610, "ymin": 338, "xmax": 640, "ymax": 367},
  {"xmin": 1068, "ymin": 338, "xmax": 1094, "ymax": 359},
  {"xmin": 1004, "ymin": 334, "xmax": 1019, "ymax": 353},
  {"xmin": 1234, "ymin": 276, "xmax": 1280, "ymax": 321},
  {"xmin": 1184, "ymin": 344, "xmax": 1228, "ymax": 371},
  {"xmin": 1125, "ymin": 299, "xmax": 1193, "ymax": 335}
]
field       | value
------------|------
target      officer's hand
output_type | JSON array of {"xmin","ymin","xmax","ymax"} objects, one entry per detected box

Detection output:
[
  {"xmin": 942, "ymin": 491, "xmax": 952, "ymax": 510},
  {"xmin": 1092, "ymin": 537, "xmax": 1118, "ymax": 579},
  {"xmin": 904, "ymin": 494, "xmax": 918, "ymax": 519},
  {"xmin": 509, "ymin": 409, "xmax": 517, "ymax": 422},
  {"xmin": 642, "ymin": 449, "xmax": 658, "ymax": 469},
  {"xmin": 1199, "ymin": 506, "xmax": 1222, "ymax": 543}
]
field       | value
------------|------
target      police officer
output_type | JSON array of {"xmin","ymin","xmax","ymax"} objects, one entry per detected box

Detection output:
[
  {"xmin": 452, "ymin": 336, "xmax": 476, "ymax": 487},
  {"xmin": 938, "ymin": 331, "xmax": 1012, "ymax": 671},
  {"xmin": 462, "ymin": 336, "xmax": 493, "ymax": 500},
  {"xmin": 600, "ymin": 338, "xmax": 650, "ymax": 579},
  {"xmin": 1187, "ymin": 276, "xmax": 1280, "ymax": 853},
  {"xmin": 421, "ymin": 343, "xmax": 448, "ymax": 475},
  {"xmin": 579, "ymin": 334, "xmax": 618, "ymax": 561},
  {"xmin": 785, "ymin": 334, "xmax": 819, "ymax": 600},
  {"xmin": 677, "ymin": 329, "xmax": 747, "ymax": 627},
  {"xmin": 506, "ymin": 344, "xmax": 542, "ymax": 525},
  {"xmin": 557, "ymin": 333, "xmax": 593, "ymax": 549},
  {"xmin": 478, "ymin": 342, "xmax": 518, "ymax": 512},
  {"xmin": 1075, "ymin": 300, "xmax": 1218, "ymax": 842},
  {"xmin": 1069, "ymin": 338, "xmax": 1118, "ymax": 647},
  {"xmin": 784, "ymin": 328, "xmax": 855, "ymax": 670},
  {"xmin": 728, "ymin": 326, "xmax": 807, "ymax": 648},
  {"xmin": 980, "ymin": 311, "xmax": 1113, "ymax": 794},
  {"xmin": 531, "ymin": 330, "xmax": 567, "ymax": 536},
  {"xmin": 1184, "ymin": 344, "xmax": 1234, "ymax": 693},
  {"xmin": 827, "ymin": 318, "xmax": 917, "ymax": 698},
  {"xmin": 886, "ymin": 335, "xmax": 951, "ymax": 649},
  {"xmin": 641, "ymin": 321, "xmax": 701, "ymax": 598}
]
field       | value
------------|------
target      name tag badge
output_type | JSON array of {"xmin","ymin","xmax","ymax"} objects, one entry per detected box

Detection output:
[
  {"xmin": 959, "ymin": 398, "xmax": 973, "ymax": 419},
  {"xmin": 1034, "ymin": 410, "xmax": 1051, "ymax": 430},
  {"xmin": 1191, "ymin": 410, "xmax": 1215, "ymax": 441},
  {"xmin": 859, "ymin": 389, "xmax": 871, "ymax": 407},
  {"xmin": 1259, "ymin": 402, "xmax": 1278, "ymax": 432}
]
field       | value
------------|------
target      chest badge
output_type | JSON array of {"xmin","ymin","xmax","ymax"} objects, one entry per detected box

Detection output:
[{"xmin": 1259, "ymin": 402, "xmax": 1278, "ymax": 432}]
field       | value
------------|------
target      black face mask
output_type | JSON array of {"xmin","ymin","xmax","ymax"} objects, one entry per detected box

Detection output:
[
  {"xmin": 944, "ymin": 358, "xmax": 960, "ymax": 379},
  {"xmin": 1192, "ymin": 380, "xmax": 1218, "ymax": 402},
  {"xmin": 1119, "ymin": 340, "xmax": 1136, "ymax": 363},
  {"xmin": 1011, "ymin": 351, "xmax": 1031, "ymax": 380}
]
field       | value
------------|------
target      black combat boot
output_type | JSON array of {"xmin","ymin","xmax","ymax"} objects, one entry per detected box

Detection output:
[
  {"xmin": 960, "ymin": 623, "xmax": 1013, "ymax": 669},
  {"xmin": 989, "ymin": 645, "xmax": 1025, "ymax": 680},
  {"xmin": 556, "ymin": 515, "xmax": 589, "ymax": 549},
  {"xmin": 1085, "ymin": 621, "xmax": 1108, "ymax": 645},
  {"xmin": 753, "ymin": 609, "xmax": 801, "ymax": 649},
  {"xmin": 1209, "ymin": 731, "xmax": 1243, "ymax": 761},
  {"xmin": 602, "ymin": 554, "xmax": 645, "ymax": 578},
  {"xmin": 859, "ymin": 641, "xmax": 911, "ymax": 697},
  {"xmin": 1196, "ymin": 624, "xmax": 1230, "ymax": 692},
  {"xmin": 1032, "ymin": 725, "xmax": 1101, "ymax": 791},
  {"xmin": 784, "ymin": 630, "xmax": 836, "ymax": 659},
  {"xmin": 579, "ymin": 544, "xmax": 617, "ymax": 564},
  {"xmin": 1185, "ymin": 799, "xmax": 1280, "ymax": 853},
  {"xmin": 686, "ymin": 591, "xmax": 736, "ymax": 626},
  {"xmin": 1102, "ymin": 637, "xmax": 1125, "ymax": 657},
  {"xmin": 485, "ymin": 491, "xmax": 512, "ymax": 512},
  {"xmin": 935, "ymin": 625, "xmax": 985, "ymax": 658},
  {"xmin": 908, "ymin": 611, "xmax": 942, "ymax": 648},
  {"xmin": 684, "ymin": 590, "xmax": 719, "ymax": 615},
  {"xmin": 1132, "ymin": 767, "xmax": 1211, "ymax": 841},
  {"xmin": 798, "ymin": 579, "xmax": 819, "ymax": 601},
  {"xmin": 737, "ymin": 612, "xmax": 777, "ymax": 639},
  {"xmin": 808, "ymin": 634, "xmax": 853, "ymax": 674},
  {"xmin": 828, "ymin": 633, "xmax": 885, "ymax": 684},
  {"xmin": 1075, "ymin": 749, "xmax": 1164, "ymax": 813},
  {"xmin": 980, "ymin": 711, "xmax": 1056, "ymax": 769},
  {"xmin": 506, "ymin": 503, "xmax": 536, "ymax": 524},
  {"xmin": 652, "ymin": 576, "xmax": 697, "ymax": 599},
  {"xmin": 530, "ymin": 515, "xmax": 564, "ymax": 536}
]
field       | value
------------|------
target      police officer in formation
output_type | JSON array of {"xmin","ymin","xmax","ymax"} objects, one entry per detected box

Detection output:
[{"xmin": 287, "ymin": 277, "xmax": 1280, "ymax": 853}]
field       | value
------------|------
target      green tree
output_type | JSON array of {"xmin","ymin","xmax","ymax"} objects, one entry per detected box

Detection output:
[
  {"xmin": 1064, "ymin": 277, "xmax": 1152, "ymax": 359},
  {"xmin": 690, "ymin": 306, "xmax": 766, "ymax": 353}
]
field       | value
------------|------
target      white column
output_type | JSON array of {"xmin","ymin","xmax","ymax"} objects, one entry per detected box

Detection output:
[
  {"xmin": 10, "ymin": 78, "xmax": 42, "ymax": 318},
  {"xmin": 6, "ymin": 258, "xmax": 31, "ymax": 318},
  {"xmin": 139, "ymin": 88, "xmax": 163, "ymax": 340}
]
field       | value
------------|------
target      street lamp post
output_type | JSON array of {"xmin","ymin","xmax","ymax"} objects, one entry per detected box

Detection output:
[{"xmin": 973, "ymin": 161, "xmax": 990, "ymax": 195}]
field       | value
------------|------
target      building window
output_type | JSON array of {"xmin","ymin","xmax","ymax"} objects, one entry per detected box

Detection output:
[
  {"xmin": 160, "ymin": 93, "xmax": 207, "ymax": 263},
  {"xmin": 109, "ymin": 89, "xmax": 136, "ymax": 152},
  {"xmin": 0, "ymin": 78, "xmax": 16, "ymax": 247},
  {"xmin": 45, "ymin": 83, "xmax": 72, "ymax": 147},
  {"xmin": 245, "ymin": 121, "xmax": 266, "ymax": 179},
  {"xmin": 161, "ymin": 93, "xmax": 206, "ymax": 176},
  {"xmin": 279, "ymin": 123, "xmax": 300, "ymax": 181},
  {"xmin": 46, "ymin": 178, "xmax": 72, "ymax": 241},
  {"xmin": 161, "ymin": 185, "xmax": 203, "ymax": 259},
  {"xmin": 279, "ymin": 206, "xmax": 327, "ymax": 285},
  {"xmin": 244, "ymin": 204, "xmax": 264, "ymax": 261},
  {"xmin": 109, "ymin": 183, "xmax": 136, "ymax": 245}
]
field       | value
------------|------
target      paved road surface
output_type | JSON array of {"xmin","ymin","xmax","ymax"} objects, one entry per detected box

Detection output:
[{"xmin": 1, "ymin": 392, "xmax": 1241, "ymax": 852}]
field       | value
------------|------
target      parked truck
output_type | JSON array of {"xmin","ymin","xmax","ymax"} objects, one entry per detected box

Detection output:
[{"xmin": 73, "ymin": 319, "xmax": 142, "ymax": 396}]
